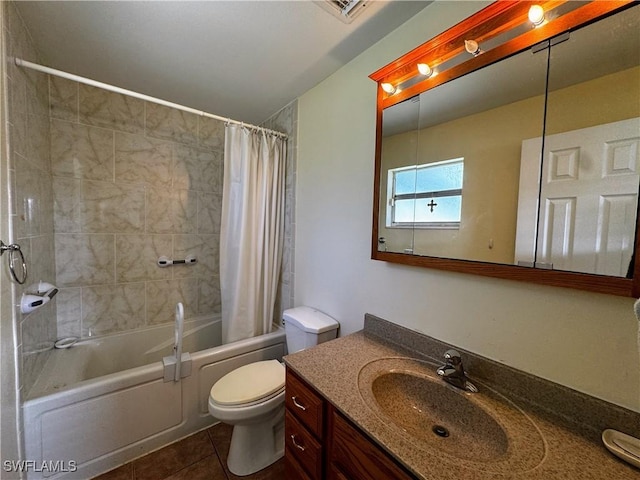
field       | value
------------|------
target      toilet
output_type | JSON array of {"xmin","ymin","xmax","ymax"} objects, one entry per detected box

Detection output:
[{"xmin": 208, "ymin": 306, "xmax": 339, "ymax": 476}]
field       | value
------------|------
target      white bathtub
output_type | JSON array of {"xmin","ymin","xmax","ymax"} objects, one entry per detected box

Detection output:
[{"xmin": 23, "ymin": 316, "xmax": 286, "ymax": 480}]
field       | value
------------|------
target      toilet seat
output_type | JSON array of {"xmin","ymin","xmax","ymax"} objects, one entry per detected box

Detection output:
[{"xmin": 210, "ymin": 359, "xmax": 285, "ymax": 407}]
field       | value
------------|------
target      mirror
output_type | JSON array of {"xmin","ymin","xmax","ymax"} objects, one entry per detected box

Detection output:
[
  {"xmin": 371, "ymin": 1, "xmax": 640, "ymax": 296},
  {"xmin": 380, "ymin": 47, "xmax": 548, "ymax": 263}
]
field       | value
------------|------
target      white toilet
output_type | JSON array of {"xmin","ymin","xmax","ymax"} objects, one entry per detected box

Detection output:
[{"xmin": 208, "ymin": 306, "xmax": 339, "ymax": 476}]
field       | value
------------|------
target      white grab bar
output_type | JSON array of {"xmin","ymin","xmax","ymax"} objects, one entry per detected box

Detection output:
[{"xmin": 173, "ymin": 302, "xmax": 184, "ymax": 382}]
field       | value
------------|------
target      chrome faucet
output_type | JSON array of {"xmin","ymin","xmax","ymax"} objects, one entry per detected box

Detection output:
[{"xmin": 436, "ymin": 349, "xmax": 478, "ymax": 392}]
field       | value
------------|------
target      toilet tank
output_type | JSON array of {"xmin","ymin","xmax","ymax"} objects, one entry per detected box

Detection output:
[{"xmin": 283, "ymin": 306, "xmax": 339, "ymax": 354}]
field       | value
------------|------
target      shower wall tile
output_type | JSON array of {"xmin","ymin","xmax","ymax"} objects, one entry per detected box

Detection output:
[
  {"xmin": 79, "ymin": 84, "xmax": 145, "ymax": 134},
  {"xmin": 49, "ymin": 76, "xmax": 78, "ymax": 122},
  {"xmin": 197, "ymin": 192, "xmax": 222, "ymax": 234},
  {"xmin": 262, "ymin": 100, "xmax": 297, "ymax": 321},
  {"xmin": 115, "ymin": 132, "xmax": 172, "ymax": 187},
  {"xmin": 55, "ymin": 233, "xmax": 115, "ymax": 287},
  {"xmin": 146, "ymin": 187, "xmax": 197, "ymax": 234},
  {"xmin": 45, "ymin": 60, "xmax": 228, "ymax": 342},
  {"xmin": 197, "ymin": 277, "xmax": 221, "ymax": 316},
  {"xmin": 81, "ymin": 283, "xmax": 146, "ymax": 337},
  {"xmin": 8, "ymin": 110, "xmax": 27, "ymax": 163},
  {"xmin": 26, "ymin": 113, "xmax": 50, "ymax": 171},
  {"xmin": 52, "ymin": 176, "xmax": 82, "ymax": 233},
  {"xmin": 24, "ymin": 69, "xmax": 49, "ymax": 119},
  {"xmin": 116, "ymin": 234, "xmax": 173, "ymax": 283},
  {"xmin": 173, "ymin": 234, "xmax": 218, "ymax": 279},
  {"xmin": 5, "ymin": 0, "xmax": 57, "ymax": 402},
  {"xmin": 51, "ymin": 120, "xmax": 114, "ymax": 180},
  {"xmin": 29, "ymin": 234, "xmax": 56, "ymax": 284},
  {"xmin": 55, "ymin": 288, "xmax": 82, "ymax": 338},
  {"xmin": 198, "ymin": 116, "xmax": 225, "ymax": 151},
  {"xmin": 146, "ymin": 278, "xmax": 198, "ymax": 325},
  {"xmin": 173, "ymin": 144, "xmax": 222, "ymax": 193},
  {"xmin": 14, "ymin": 160, "xmax": 52, "ymax": 239},
  {"xmin": 146, "ymin": 103, "xmax": 198, "ymax": 146},
  {"xmin": 82, "ymin": 180, "xmax": 145, "ymax": 233}
]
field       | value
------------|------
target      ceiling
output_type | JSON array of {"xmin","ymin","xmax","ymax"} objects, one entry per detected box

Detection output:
[{"xmin": 15, "ymin": 0, "xmax": 431, "ymax": 125}]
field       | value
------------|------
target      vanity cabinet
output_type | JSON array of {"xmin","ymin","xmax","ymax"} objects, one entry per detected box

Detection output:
[{"xmin": 285, "ymin": 368, "xmax": 416, "ymax": 480}]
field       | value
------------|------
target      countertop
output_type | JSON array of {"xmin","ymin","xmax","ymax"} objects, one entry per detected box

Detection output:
[{"xmin": 283, "ymin": 315, "xmax": 640, "ymax": 479}]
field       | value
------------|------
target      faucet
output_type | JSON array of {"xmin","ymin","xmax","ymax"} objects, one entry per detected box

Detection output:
[{"xmin": 436, "ymin": 349, "xmax": 478, "ymax": 393}]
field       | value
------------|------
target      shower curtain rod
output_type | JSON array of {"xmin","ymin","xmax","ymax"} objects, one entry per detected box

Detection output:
[{"xmin": 14, "ymin": 58, "xmax": 288, "ymax": 139}]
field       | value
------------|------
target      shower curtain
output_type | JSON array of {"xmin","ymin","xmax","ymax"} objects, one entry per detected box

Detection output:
[{"xmin": 220, "ymin": 124, "xmax": 286, "ymax": 344}]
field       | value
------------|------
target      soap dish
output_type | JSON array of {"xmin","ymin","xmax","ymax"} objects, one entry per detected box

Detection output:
[{"xmin": 602, "ymin": 429, "xmax": 640, "ymax": 468}]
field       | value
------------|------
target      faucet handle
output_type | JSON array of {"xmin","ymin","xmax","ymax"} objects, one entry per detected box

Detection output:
[{"xmin": 443, "ymin": 349, "xmax": 461, "ymax": 365}]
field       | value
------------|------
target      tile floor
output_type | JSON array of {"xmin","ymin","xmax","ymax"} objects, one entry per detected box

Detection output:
[{"xmin": 93, "ymin": 423, "xmax": 284, "ymax": 480}]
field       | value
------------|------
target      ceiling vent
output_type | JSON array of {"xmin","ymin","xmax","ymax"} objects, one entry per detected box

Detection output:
[{"xmin": 315, "ymin": 0, "xmax": 368, "ymax": 24}]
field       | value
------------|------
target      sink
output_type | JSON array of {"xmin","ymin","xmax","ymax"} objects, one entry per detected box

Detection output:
[
  {"xmin": 371, "ymin": 371, "xmax": 508, "ymax": 461},
  {"xmin": 358, "ymin": 357, "xmax": 545, "ymax": 474}
]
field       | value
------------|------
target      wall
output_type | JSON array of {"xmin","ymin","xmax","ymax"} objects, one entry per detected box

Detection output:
[
  {"xmin": 262, "ymin": 100, "xmax": 298, "ymax": 322},
  {"xmin": 50, "ymin": 77, "xmax": 225, "ymax": 341},
  {"xmin": 1, "ymin": 0, "xmax": 54, "ymax": 471},
  {"xmin": 295, "ymin": 0, "xmax": 640, "ymax": 412}
]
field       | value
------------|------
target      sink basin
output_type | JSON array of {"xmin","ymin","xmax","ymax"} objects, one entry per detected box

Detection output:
[
  {"xmin": 371, "ymin": 371, "xmax": 508, "ymax": 461},
  {"xmin": 358, "ymin": 357, "xmax": 545, "ymax": 474}
]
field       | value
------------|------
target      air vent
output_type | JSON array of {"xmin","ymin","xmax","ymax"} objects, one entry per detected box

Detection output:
[{"xmin": 315, "ymin": 0, "xmax": 368, "ymax": 24}]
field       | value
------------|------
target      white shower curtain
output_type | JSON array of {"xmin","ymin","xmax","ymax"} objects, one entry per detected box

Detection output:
[{"xmin": 220, "ymin": 124, "xmax": 286, "ymax": 344}]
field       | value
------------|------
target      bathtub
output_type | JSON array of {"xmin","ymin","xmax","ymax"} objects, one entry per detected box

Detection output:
[{"xmin": 23, "ymin": 316, "xmax": 286, "ymax": 480}]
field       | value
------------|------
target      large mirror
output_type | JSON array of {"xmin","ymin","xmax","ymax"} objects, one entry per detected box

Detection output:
[{"xmin": 372, "ymin": 1, "xmax": 640, "ymax": 296}]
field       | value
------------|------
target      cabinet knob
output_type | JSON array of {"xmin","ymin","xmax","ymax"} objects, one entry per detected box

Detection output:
[{"xmin": 292, "ymin": 396, "xmax": 307, "ymax": 411}]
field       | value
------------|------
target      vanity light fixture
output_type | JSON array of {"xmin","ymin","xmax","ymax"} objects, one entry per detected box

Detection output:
[
  {"xmin": 528, "ymin": 5, "xmax": 546, "ymax": 27},
  {"xmin": 381, "ymin": 82, "xmax": 397, "ymax": 94},
  {"xmin": 464, "ymin": 39, "xmax": 482, "ymax": 57},
  {"xmin": 417, "ymin": 63, "xmax": 434, "ymax": 77}
]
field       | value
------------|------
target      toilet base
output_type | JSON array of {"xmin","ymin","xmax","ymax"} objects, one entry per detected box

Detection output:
[{"xmin": 226, "ymin": 408, "xmax": 285, "ymax": 476}]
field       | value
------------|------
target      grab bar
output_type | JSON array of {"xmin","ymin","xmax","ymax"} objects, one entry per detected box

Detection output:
[
  {"xmin": 162, "ymin": 302, "xmax": 191, "ymax": 382},
  {"xmin": 174, "ymin": 302, "xmax": 184, "ymax": 382}
]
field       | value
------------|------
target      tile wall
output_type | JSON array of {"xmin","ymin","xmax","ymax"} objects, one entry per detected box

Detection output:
[
  {"xmin": 262, "ymin": 100, "xmax": 297, "ymax": 323},
  {"xmin": 4, "ymin": 0, "xmax": 56, "ymax": 398},
  {"xmin": 50, "ymin": 79, "xmax": 226, "ymax": 339}
]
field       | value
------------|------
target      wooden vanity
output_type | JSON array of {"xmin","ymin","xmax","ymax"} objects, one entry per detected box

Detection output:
[
  {"xmin": 284, "ymin": 368, "xmax": 414, "ymax": 479},
  {"xmin": 283, "ymin": 315, "xmax": 639, "ymax": 480}
]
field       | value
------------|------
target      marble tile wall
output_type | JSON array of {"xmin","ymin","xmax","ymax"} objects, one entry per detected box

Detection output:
[
  {"xmin": 261, "ymin": 100, "xmax": 297, "ymax": 324},
  {"xmin": 50, "ymin": 79, "xmax": 226, "ymax": 339},
  {"xmin": 3, "ymin": 0, "xmax": 57, "ymax": 399}
]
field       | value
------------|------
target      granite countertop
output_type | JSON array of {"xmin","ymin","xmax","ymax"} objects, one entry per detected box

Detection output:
[{"xmin": 283, "ymin": 315, "xmax": 640, "ymax": 480}]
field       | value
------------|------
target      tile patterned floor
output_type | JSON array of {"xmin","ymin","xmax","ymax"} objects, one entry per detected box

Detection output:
[{"xmin": 93, "ymin": 423, "xmax": 284, "ymax": 480}]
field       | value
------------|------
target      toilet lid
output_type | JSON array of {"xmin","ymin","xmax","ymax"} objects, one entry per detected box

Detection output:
[{"xmin": 210, "ymin": 360, "xmax": 285, "ymax": 406}]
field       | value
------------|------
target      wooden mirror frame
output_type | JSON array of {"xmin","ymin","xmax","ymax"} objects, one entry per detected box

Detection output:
[{"xmin": 370, "ymin": 0, "xmax": 639, "ymax": 297}]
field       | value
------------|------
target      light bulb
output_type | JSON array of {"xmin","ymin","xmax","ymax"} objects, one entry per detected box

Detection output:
[
  {"xmin": 381, "ymin": 83, "xmax": 396, "ymax": 94},
  {"xmin": 528, "ymin": 5, "xmax": 545, "ymax": 26},
  {"xmin": 464, "ymin": 39, "xmax": 482, "ymax": 57},
  {"xmin": 417, "ymin": 63, "xmax": 433, "ymax": 77}
]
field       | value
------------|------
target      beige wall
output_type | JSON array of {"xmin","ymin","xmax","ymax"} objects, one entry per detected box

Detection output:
[{"xmin": 296, "ymin": 0, "xmax": 639, "ymax": 411}]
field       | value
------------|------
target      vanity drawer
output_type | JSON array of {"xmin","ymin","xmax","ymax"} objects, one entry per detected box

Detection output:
[
  {"xmin": 285, "ymin": 409, "xmax": 323, "ymax": 480},
  {"xmin": 285, "ymin": 369, "xmax": 324, "ymax": 439}
]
